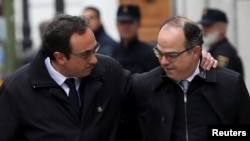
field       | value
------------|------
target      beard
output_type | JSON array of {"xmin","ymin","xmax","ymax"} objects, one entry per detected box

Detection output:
[{"xmin": 203, "ymin": 30, "xmax": 220, "ymax": 48}]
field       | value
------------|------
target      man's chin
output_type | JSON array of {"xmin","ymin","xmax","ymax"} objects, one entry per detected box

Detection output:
[
  {"xmin": 80, "ymin": 70, "xmax": 93, "ymax": 78},
  {"xmin": 164, "ymin": 70, "xmax": 178, "ymax": 80}
]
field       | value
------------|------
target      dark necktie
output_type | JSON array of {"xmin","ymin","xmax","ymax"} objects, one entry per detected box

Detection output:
[{"xmin": 65, "ymin": 78, "xmax": 80, "ymax": 117}]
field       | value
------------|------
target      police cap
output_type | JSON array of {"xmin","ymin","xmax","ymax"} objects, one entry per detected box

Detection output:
[
  {"xmin": 117, "ymin": 4, "xmax": 141, "ymax": 21},
  {"xmin": 199, "ymin": 8, "xmax": 228, "ymax": 25}
]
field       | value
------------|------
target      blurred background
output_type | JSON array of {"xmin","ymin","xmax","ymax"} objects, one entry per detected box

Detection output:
[{"xmin": 0, "ymin": 0, "xmax": 249, "ymax": 90}]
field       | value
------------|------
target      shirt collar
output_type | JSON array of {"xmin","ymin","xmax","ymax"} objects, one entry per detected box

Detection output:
[
  {"xmin": 186, "ymin": 62, "xmax": 201, "ymax": 82},
  {"xmin": 44, "ymin": 57, "xmax": 68, "ymax": 86}
]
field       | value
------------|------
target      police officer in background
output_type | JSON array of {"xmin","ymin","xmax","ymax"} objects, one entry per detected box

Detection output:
[
  {"xmin": 111, "ymin": 4, "xmax": 159, "ymax": 74},
  {"xmin": 199, "ymin": 8, "xmax": 244, "ymax": 77}
]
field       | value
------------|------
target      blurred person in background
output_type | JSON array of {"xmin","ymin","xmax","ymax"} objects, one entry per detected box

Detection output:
[
  {"xmin": 199, "ymin": 8, "xmax": 244, "ymax": 77},
  {"xmin": 111, "ymin": 4, "xmax": 159, "ymax": 74},
  {"xmin": 83, "ymin": 6, "xmax": 116, "ymax": 56}
]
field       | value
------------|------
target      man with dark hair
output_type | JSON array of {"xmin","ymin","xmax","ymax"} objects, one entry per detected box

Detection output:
[
  {"xmin": 121, "ymin": 16, "xmax": 250, "ymax": 141},
  {"xmin": 0, "ymin": 14, "xmax": 130, "ymax": 141},
  {"xmin": 199, "ymin": 8, "xmax": 244, "ymax": 77},
  {"xmin": 83, "ymin": 6, "xmax": 116, "ymax": 56}
]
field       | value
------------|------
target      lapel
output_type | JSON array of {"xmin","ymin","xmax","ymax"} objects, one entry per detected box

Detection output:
[
  {"xmin": 199, "ymin": 69, "xmax": 226, "ymax": 123},
  {"xmin": 201, "ymin": 86, "xmax": 226, "ymax": 123},
  {"xmin": 29, "ymin": 52, "xmax": 82, "ymax": 123},
  {"xmin": 29, "ymin": 51, "xmax": 56, "ymax": 86},
  {"xmin": 80, "ymin": 80, "xmax": 102, "ymax": 122},
  {"xmin": 79, "ymin": 62, "xmax": 105, "ymax": 124},
  {"xmin": 151, "ymin": 67, "xmax": 176, "ymax": 133},
  {"xmin": 161, "ymin": 84, "xmax": 176, "ymax": 135}
]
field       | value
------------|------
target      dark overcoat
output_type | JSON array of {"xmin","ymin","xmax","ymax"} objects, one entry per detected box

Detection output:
[
  {"xmin": 0, "ymin": 51, "xmax": 131, "ymax": 141},
  {"xmin": 121, "ymin": 66, "xmax": 250, "ymax": 141}
]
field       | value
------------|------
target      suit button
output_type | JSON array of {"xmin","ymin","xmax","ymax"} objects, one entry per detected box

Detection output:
[
  {"xmin": 81, "ymin": 126, "xmax": 85, "ymax": 131},
  {"xmin": 161, "ymin": 117, "xmax": 166, "ymax": 122},
  {"xmin": 97, "ymin": 106, "xmax": 103, "ymax": 112}
]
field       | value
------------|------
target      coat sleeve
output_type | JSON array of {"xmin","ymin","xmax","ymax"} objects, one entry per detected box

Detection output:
[
  {"xmin": 117, "ymin": 74, "xmax": 142, "ymax": 141},
  {"xmin": 236, "ymin": 74, "xmax": 250, "ymax": 124},
  {"xmin": 0, "ymin": 84, "xmax": 20, "ymax": 140}
]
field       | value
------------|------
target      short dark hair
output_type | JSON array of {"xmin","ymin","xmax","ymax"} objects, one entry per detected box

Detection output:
[
  {"xmin": 42, "ymin": 14, "xmax": 89, "ymax": 60},
  {"xmin": 84, "ymin": 6, "xmax": 100, "ymax": 18},
  {"xmin": 160, "ymin": 16, "xmax": 203, "ymax": 50}
]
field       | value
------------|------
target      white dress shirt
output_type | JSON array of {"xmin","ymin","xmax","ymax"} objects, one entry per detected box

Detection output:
[
  {"xmin": 44, "ymin": 57, "xmax": 80, "ymax": 96},
  {"xmin": 178, "ymin": 61, "xmax": 201, "ymax": 90}
]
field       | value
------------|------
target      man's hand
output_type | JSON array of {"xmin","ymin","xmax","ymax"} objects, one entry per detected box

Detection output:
[{"xmin": 200, "ymin": 50, "xmax": 218, "ymax": 70}]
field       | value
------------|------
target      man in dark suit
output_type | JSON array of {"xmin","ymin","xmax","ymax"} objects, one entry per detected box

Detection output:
[
  {"xmin": 121, "ymin": 16, "xmax": 250, "ymax": 141},
  {"xmin": 0, "ymin": 14, "xmax": 130, "ymax": 141}
]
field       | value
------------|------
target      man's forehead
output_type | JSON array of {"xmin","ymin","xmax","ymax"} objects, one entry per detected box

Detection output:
[
  {"xmin": 70, "ymin": 29, "xmax": 96, "ymax": 49},
  {"xmin": 159, "ymin": 26, "xmax": 184, "ymax": 37},
  {"xmin": 70, "ymin": 28, "xmax": 93, "ymax": 41},
  {"xmin": 70, "ymin": 33, "xmax": 84, "ymax": 43},
  {"xmin": 158, "ymin": 28, "xmax": 185, "ymax": 48},
  {"xmin": 83, "ymin": 10, "xmax": 96, "ymax": 17}
]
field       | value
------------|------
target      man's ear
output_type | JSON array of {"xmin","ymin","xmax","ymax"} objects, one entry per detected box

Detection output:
[
  {"xmin": 218, "ymin": 22, "xmax": 227, "ymax": 38},
  {"xmin": 193, "ymin": 45, "xmax": 201, "ymax": 59},
  {"xmin": 53, "ymin": 51, "xmax": 67, "ymax": 65}
]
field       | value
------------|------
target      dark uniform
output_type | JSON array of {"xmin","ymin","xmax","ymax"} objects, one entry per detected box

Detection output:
[
  {"xmin": 111, "ymin": 4, "xmax": 159, "ymax": 74},
  {"xmin": 95, "ymin": 25, "xmax": 117, "ymax": 57},
  {"xmin": 199, "ymin": 8, "xmax": 244, "ymax": 77},
  {"xmin": 112, "ymin": 39, "xmax": 159, "ymax": 74},
  {"xmin": 209, "ymin": 38, "xmax": 244, "ymax": 76}
]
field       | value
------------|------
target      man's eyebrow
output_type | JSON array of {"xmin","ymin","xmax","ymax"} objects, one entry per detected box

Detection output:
[
  {"xmin": 79, "ymin": 50, "xmax": 92, "ymax": 55},
  {"xmin": 165, "ymin": 51, "xmax": 179, "ymax": 54},
  {"xmin": 158, "ymin": 50, "xmax": 179, "ymax": 54},
  {"xmin": 76, "ymin": 43, "xmax": 99, "ymax": 55}
]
